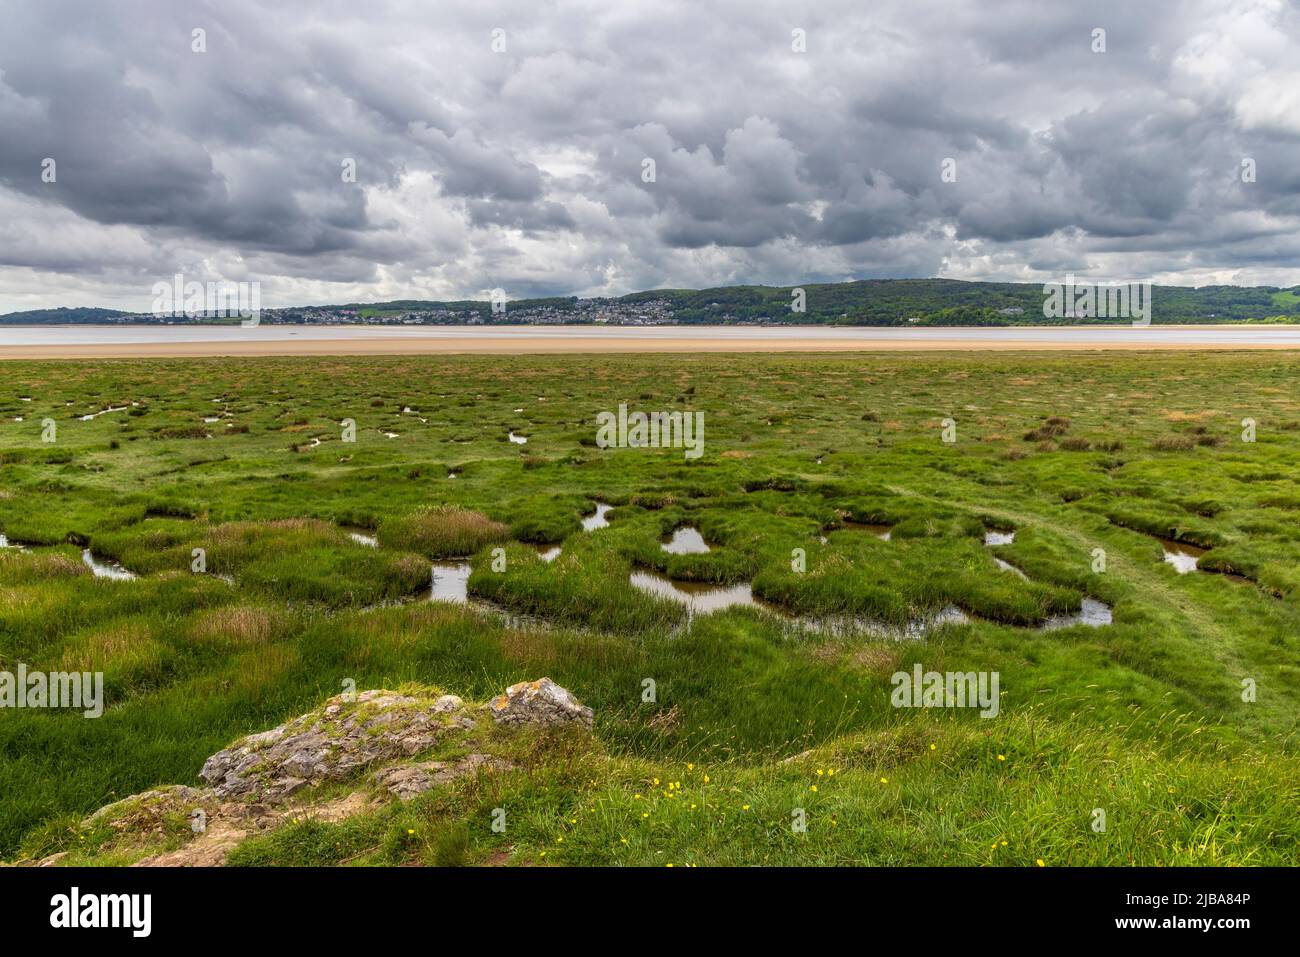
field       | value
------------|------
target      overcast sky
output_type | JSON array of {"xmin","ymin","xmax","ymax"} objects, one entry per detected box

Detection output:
[{"xmin": 1, "ymin": 0, "xmax": 1298, "ymax": 313}]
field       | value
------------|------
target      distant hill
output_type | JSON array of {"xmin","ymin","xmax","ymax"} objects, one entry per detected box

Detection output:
[
  {"xmin": 0, "ymin": 306, "xmax": 133, "ymax": 324},
  {"xmin": 5, "ymin": 280, "xmax": 1300, "ymax": 326},
  {"xmin": 623, "ymin": 279, "xmax": 1300, "ymax": 325},
  {"xmin": 273, "ymin": 279, "xmax": 1300, "ymax": 325}
]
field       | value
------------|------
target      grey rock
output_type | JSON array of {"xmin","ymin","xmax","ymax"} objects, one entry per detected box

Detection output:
[
  {"xmin": 198, "ymin": 689, "xmax": 472, "ymax": 802},
  {"xmin": 487, "ymin": 678, "xmax": 593, "ymax": 728},
  {"xmin": 373, "ymin": 754, "xmax": 513, "ymax": 800}
]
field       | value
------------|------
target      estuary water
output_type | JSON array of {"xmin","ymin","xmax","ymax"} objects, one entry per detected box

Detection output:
[{"xmin": 5, "ymin": 323, "xmax": 1300, "ymax": 350}]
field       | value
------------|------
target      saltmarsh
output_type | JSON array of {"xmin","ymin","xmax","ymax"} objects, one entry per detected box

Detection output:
[{"xmin": 1, "ymin": 350, "xmax": 1298, "ymax": 865}]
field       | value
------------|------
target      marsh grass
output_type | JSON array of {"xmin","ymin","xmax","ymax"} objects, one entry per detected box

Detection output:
[
  {"xmin": 378, "ymin": 505, "xmax": 510, "ymax": 558},
  {"xmin": 2, "ymin": 351, "xmax": 1300, "ymax": 864}
]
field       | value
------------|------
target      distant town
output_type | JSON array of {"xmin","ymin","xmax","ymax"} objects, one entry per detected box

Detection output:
[{"xmin": 266, "ymin": 297, "xmax": 678, "ymax": 327}]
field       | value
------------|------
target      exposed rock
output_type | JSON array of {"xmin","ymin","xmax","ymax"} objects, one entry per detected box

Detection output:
[
  {"xmin": 135, "ymin": 791, "xmax": 372, "ymax": 867},
  {"xmin": 135, "ymin": 806, "xmax": 265, "ymax": 868},
  {"xmin": 19, "ymin": 682, "xmax": 576, "ymax": 867},
  {"xmin": 199, "ymin": 688, "xmax": 473, "ymax": 802},
  {"xmin": 373, "ymin": 753, "xmax": 513, "ymax": 801},
  {"xmin": 487, "ymin": 678, "xmax": 593, "ymax": 728},
  {"xmin": 87, "ymin": 785, "xmax": 208, "ymax": 824}
]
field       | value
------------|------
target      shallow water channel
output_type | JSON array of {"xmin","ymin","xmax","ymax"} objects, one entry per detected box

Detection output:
[
  {"xmin": 81, "ymin": 549, "xmax": 137, "ymax": 580},
  {"xmin": 1158, "ymin": 537, "xmax": 1205, "ymax": 574}
]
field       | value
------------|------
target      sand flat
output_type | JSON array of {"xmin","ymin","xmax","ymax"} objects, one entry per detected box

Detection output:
[{"xmin": 7, "ymin": 324, "xmax": 1300, "ymax": 358}]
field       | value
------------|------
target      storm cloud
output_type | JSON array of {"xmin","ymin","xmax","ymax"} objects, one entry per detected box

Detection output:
[{"xmin": 1, "ymin": 0, "xmax": 1299, "ymax": 312}]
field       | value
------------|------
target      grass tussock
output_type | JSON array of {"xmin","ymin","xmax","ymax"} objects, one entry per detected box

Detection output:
[
  {"xmin": 188, "ymin": 604, "xmax": 288, "ymax": 647},
  {"xmin": 378, "ymin": 505, "xmax": 509, "ymax": 558}
]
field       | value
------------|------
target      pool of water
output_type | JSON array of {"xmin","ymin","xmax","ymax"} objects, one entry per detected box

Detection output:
[
  {"xmin": 630, "ymin": 569, "xmax": 977, "ymax": 638},
  {"xmin": 581, "ymin": 503, "xmax": 612, "ymax": 531},
  {"xmin": 992, "ymin": 557, "xmax": 1029, "ymax": 579},
  {"xmin": 983, "ymin": 528, "xmax": 1029, "ymax": 578},
  {"xmin": 342, "ymin": 526, "xmax": 378, "ymax": 547},
  {"xmin": 1158, "ymin": 537, "xmax": 1205, "ymax": 574},
  {"xmin": 429, "ymin": 562, "xmax": 472, "ymax": 603},
  {"xmin": 78, "ymin": 405, "xmax": 128, "ymax": 421},
  {"xmin": 1043, "ymin": 598, "xmax": 1113, "ymax": 629},
  {"xmin": 661, "ymin": 526, "xmax": 710, "ymax": 554},
  {"xmin": 795, "ymin": 605, "xmax": 972, "ymax": 640},
  {"xmin": 82, "ymin": 549, "xmax": 137, "ymax": 580},
  {"xmin": 630, "ymin": 570, "xmax": 756, "ymax": 614}
]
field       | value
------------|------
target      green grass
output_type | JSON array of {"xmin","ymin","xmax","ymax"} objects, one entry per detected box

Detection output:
[
  {"xmin": 1271, "ymin": 290, "xmax": 1300, "ymax": 312},
  {"xmin": 377, "ymin": 505, "xmax": 510, "ymax": 558},
  {"xmin": 1, "ymin": 350, "xmax": 1299, "ymax": 865}
]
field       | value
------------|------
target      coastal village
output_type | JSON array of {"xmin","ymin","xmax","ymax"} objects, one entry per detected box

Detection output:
[{"xmin": 244, "ymin": 297, "xmax": 679, "ymax": 326}]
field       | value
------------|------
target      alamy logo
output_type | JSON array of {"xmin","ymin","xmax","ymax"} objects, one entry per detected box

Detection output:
[
  {"xmin": 596, "ymin": 403, "xmax": 704, "ymax": 459},
  {"xmin": 890, "ymin": 664, "xmax": 1000, "ymax": 718},
  {"xmin": 1042, "ymin": 273, "xmax": 1151, "ymax": 326},
  {"xmin": 50, "ymin": 887, "xmax": 151, "ymax": 937},
  {"xmin": 151, "ymin": 273, "xmax": 262, "ymax": 326},
  {"xmin": 0, "ymin": 664, "xmax": 104, "ymax": 718}
]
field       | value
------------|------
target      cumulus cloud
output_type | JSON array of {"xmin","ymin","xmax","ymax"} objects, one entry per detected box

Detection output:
[{"xmin": 1, "ymin": 0, "xmax": 1299, "ymax": 312}]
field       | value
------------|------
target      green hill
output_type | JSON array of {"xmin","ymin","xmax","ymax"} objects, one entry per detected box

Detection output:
[{"xmin": 0, "ymin": 306, "xmax": 133, "ymax": 324}]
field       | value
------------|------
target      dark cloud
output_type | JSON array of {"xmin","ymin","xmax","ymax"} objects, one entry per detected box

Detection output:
[{"xmin": 1, "ymin": 0, "xmax": 1299, "ymax": 312}]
